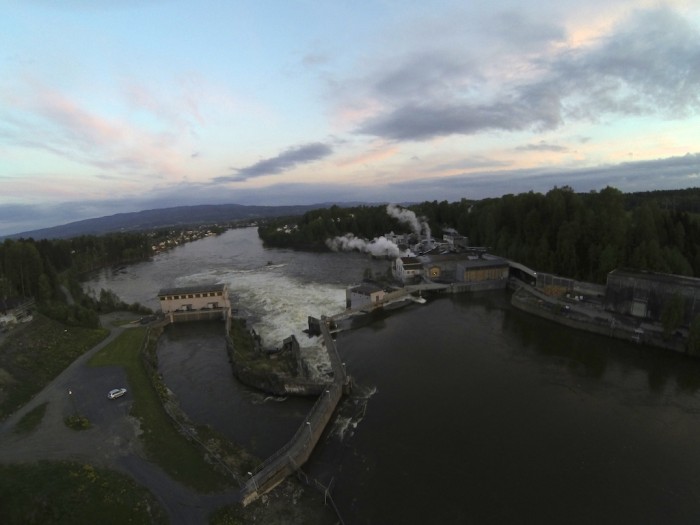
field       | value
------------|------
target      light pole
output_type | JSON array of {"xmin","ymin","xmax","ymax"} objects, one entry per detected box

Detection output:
[
  {"xmin": 68, "ymin": 388, "xmax": 77, "ymax": 416},
  {"xmin": 306, "ymin": 421, "xmax": 313, "ymax": 440},
  {"xmin": 247, "ymin": 471, "xmax": 258, "ymax": 491}
]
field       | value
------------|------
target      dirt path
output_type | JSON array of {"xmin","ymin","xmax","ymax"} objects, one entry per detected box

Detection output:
[{"xmin": 0, "ymin": 313, "xmax": 241, "ymax": 524}]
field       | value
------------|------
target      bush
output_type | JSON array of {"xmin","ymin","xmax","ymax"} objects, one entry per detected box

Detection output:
[{"xmin": 64, "ymin": 414, "xmax": 91, "ymax": 430}]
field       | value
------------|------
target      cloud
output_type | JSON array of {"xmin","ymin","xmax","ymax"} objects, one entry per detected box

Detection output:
[
  {"xmin": 432, "ymin": 156, "xmax": 511, "ymax": 172},
  {"xmin": 371, "ymin": 51, "xmax": 479, "ymax": 103},
  {"xmin": 349, "ymin": 7, "xmax": 700, "ymax": 142},
  {"xmin": 216, "ymin": 142, "xmax": 334, "ymax": 182},
  {"xmin": 383, "ymin": 152, "xmax": 700, "ymax": 200},
  {"xmin": 517, "ymin": 141, "xmax": 569, "ymax": 152},
  {"xmin": 335, "ymin": 142, "xmax": 399, "ymax": 168},
  {"xmin": 302, "ymin": 53, "xmax": 331, "ymax": 67},
  {"xmin": 0, "ymin": 80, "xmax": 190, "ymax": 178},
  {"xmin": 555, "ymin": 8, "xmax": 700, "ymax": 119},
  {"xmin": 489, "ymin": 11, "xmax": 566, "ymax": 50},
  {"xmin": 5, "ymin": 151, "xmax": 698, "ymax": 238},
  {"xmin": 358, "ymin": 94, "xmax": 561, "ymax": 140}
]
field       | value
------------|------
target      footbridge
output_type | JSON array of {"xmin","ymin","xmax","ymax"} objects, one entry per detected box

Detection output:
[{"xmin": 240, "ymin": 317, "xmax": 349, "ymax": 507}]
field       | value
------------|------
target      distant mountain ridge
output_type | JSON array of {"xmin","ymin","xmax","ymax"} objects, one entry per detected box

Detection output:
[{"xmin": 5, "ymin": 203, "xmax": 336, "ymax": 240}]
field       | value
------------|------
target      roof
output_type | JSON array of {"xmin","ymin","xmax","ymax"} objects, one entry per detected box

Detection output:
[
  {"xmin": 458, "ymin": 258, "xmax": 509, "ymax": 269},
  {"xmin": 607, "ymin": 268, "xmax": 700, "ymax": 288},
  {"xmin": 421, "ymin": 253, "xmax": 508, "ymax": 266},
  {"xmin": 0, "ymin": 297, "xmax": 34, "ymax": 313},
  {"xmin": 350, "ymin": 283, "xmax": 384, "ymax": 295},
  {"xmin": 158, "ymin": 283, "xmax": 227, "ymax": 297}
]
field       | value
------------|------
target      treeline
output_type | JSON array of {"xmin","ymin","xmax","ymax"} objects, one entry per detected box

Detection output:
[
  {"xmin": 0, "ymin": 232, "xmax": 153, "ymax": 327},
  {"xmin": 258, "ymin": 206, "xmax": 414, "ymax": 249},
  {"xmin": 258, "ymin": 186, "xmax": 700, "ymax": 284},
  {"xmin": 1, "ymin": 232, "xmax": 151, "ymax": 299},
  {"xmin": 422, "ymin": 186, "xmax": 700, "ymax": 283}
]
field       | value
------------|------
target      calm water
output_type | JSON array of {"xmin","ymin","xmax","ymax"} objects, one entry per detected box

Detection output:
[{"xmin": 85, "ymin": 228, "xmax": 700, "ymax": 524}]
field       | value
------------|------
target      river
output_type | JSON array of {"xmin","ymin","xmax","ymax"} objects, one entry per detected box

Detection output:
[{"xmin": 84, "ymin": 227, "xmax": 700, "ymax": 524}]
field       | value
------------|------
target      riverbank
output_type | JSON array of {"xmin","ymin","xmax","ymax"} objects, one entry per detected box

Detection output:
[{"xmin": 511, "ymin": 284, "xmax": 689, "ymax": 354}]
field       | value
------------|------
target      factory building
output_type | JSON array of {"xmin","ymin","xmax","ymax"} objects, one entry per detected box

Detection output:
[
  {"xmin": 420, "ymin": 253, "xmax": 509, "ymax": 284},
  {"xmin": 605, "ymin": 269, "xmax": 700, "ymax": 326}
]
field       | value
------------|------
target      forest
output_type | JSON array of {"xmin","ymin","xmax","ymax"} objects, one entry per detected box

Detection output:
[
  {"xmin": 258, "ymin": 186, "xmax": 700, "ymax": 284},
  {"xmin": 3, "ymin": 186, "xmax": 700, "ymax": 329},
  {"xmin": 0, "ymin": 232, "xmax": 155, "ymax": 327}
]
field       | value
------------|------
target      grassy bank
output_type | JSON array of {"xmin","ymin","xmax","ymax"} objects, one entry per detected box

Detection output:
[
  {"xmin": 210, "ymin": 479, "xmax": 338, "ymax": 525},
  {"xmin": 88, "ymin": 327, "xmax": 233, "ymax": 492},
  {"xmin": 0, "ymin": 314, "xmax": 108, "ymax": 420},
  {"xmin": 0, "ymin": 461, "xmax": 167, "ymax": 524},
  {"xmin": 14, "ymin": 402, "xmax": 48, "ymax": 435}
]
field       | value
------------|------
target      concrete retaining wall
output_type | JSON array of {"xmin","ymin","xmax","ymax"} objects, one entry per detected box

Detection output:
[
  {"xmin": 240, "ymin": 318, "xmax": 349, "ymax": 506},
  {"xmin": 511, "ymin": 286, "xmax": 687, "ymax": 354},
  {"xmin": 165, "ymin": 309, "xmax": 228, "ymax": 324}
]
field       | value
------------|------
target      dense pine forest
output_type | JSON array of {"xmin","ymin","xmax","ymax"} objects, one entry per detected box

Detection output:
[
  {"xmin": 259, "ymin": 186, "xmax": 700, "ymax": 284},
  {"xmin": 0, "ymin": 232, "xmax": 156, "ymax": 327}
]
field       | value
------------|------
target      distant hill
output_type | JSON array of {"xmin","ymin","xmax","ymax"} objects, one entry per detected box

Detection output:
[{"xmin": 5, "ymin": 203, "xmax": 335, "ymax": 240}]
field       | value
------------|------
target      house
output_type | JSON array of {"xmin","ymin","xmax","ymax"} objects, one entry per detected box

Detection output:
[
  {"xmin": 346, "ymin": 283, "xmax": 386, "ymax": 309},
  {"xmin": 157, "ymin": 283, "xmax": 231, "ymax": 318},
  {"xmin": 0, "ymin": 297, "xmax": 35, "ymax": 329},
  {"xmin": 393, "ymin": 257, "xmax": 424, "ymax": 282},
  {"xmin": 605, "ymin": 269, "xmax": 700, "ymax": 325}
]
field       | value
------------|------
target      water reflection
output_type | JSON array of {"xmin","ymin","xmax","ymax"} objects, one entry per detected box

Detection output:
[
  {"xmin": 497, "ymin": 292, "xmax": 700, "ymax": 399},
  {"xmin": 156, "ymin": 321, "xmax": 313, "ymax": 458}
]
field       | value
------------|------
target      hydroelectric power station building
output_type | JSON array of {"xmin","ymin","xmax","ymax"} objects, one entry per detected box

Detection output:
[{"xmin": 157, "ymin": 283, "xmax": 231, "ymax": 323}]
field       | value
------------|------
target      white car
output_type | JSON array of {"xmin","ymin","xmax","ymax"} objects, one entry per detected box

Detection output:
[{"xmin": 107, "ymin": 388, "xmax": 127, "ymax": 400}]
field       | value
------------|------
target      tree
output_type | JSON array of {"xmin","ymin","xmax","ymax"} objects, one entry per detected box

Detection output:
[
  {"xmin": 688, "ymin": 314, "xmax": 700, "ymax": 356},
  {"xmin": 3, "ymin": 240, "xmax": 43, "ymax": 297},
  {"xmin": 661, "ymin": 293, "xmax": 685, "ymax": 339}
]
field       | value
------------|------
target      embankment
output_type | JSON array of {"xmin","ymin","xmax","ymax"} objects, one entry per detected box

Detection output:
[{"xmin": 511, "ymin": 285, "xmax": 688, "ymax": 354}]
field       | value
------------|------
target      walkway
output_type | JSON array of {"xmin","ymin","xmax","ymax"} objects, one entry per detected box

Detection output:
[
  {"xmin": 241, "ymin": 317, "xmax": 349, "ymax": 506},
  {"xmin": 0, "ymin": 313, "xmax": 241, "ymax": 525}
]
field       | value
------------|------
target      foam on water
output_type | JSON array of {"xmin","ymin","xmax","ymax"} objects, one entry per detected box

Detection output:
[
  {"xmin": 331, "ymin": 385, "xmax": 378, "ymax": 441},
  {"xmin": 175, "ymin": 264, "xmax": 346, "ymax": 349}
]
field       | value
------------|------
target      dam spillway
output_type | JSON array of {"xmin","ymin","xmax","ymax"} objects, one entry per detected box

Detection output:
[{"xmin": 240, "ymin": 317, "xmax": 349, "ymax": 506}]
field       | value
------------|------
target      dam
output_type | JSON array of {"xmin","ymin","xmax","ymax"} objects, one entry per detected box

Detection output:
[{"xmin": 239, "ymin": 316, "xmax": 349, "ymax": 506}]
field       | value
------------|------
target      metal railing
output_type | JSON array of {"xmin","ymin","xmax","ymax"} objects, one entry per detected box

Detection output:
[{"xmin": 243, "ymin": 318, "xmax": 347, "ymax": 501}]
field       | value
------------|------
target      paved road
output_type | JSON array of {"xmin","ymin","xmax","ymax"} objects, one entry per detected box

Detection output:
[{"xmin": 0, "ymin": 312, "xmax": 240, "ymax": 524}]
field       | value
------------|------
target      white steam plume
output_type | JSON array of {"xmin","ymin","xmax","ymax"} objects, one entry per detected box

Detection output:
[
  {"xmin": 326, "ymin": 233, "xmax": 410, "ymax": 258},
  {"xmin": 386, "ymin": 204, "xmax": 431, "ymax": 239}
]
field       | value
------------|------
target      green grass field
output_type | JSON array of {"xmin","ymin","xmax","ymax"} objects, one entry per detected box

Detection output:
[
  {"xmin": 13, "ymin": 402, "xmax": 48, "ymax": 435},
  {"xmin": 0, "ymin": 461, "xmax": 168, "ymax": 524},
  {"xmin": 88, "ymin": 327, "xmax": 233, "ymax": 492},
  {"xmin": 0, "ymin": 315, "xmax": 108, "ymax": 420}
]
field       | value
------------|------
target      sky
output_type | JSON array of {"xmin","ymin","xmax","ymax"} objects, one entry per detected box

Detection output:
[{"xmin": 2, "ymin": 0, "xmax": 700, "ymax": 236}]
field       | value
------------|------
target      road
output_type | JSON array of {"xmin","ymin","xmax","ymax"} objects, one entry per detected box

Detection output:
[{"xmin": 0, "ymin": 312, "xmax": 240, "ymax": 525}]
